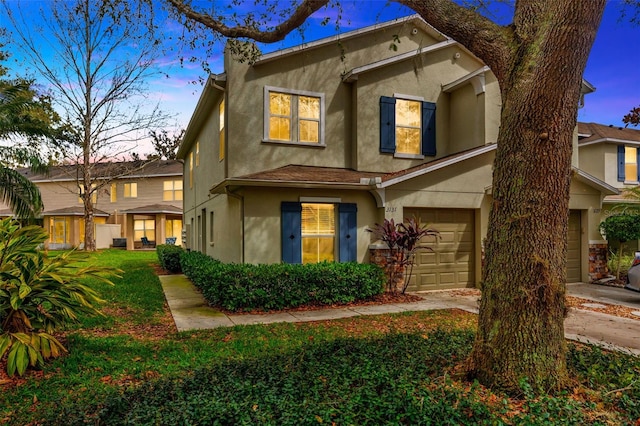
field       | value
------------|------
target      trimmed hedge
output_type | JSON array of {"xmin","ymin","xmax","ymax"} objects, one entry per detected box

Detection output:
[
  {"xmin": 179, "ymin": 251, "xmax": 385, "ymax": 311},
  {"xmin": 156, "ymin": 244, "xmax": 184, "ymax": 273}
]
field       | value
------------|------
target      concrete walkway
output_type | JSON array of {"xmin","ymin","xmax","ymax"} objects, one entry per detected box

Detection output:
[{"xmin": 160, "ymin": 275, "xmax": 640, "ymax": 356}]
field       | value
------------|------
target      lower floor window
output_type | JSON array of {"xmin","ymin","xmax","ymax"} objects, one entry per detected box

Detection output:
[
  {"xmin": 301, "ymin": 203, "xmax": 335, "ymax": 263},
  {"xmin": 134, "ymin": 219, "xmax": 155, "ymax": 240},
  {"xmin": 49, "ymin": 216, "xmax": 71, "ymax": 244},
  {"xmin": 165, "ymin": 219, "xmax": 183, "ymax": 246},
  {"xmin": 282, "ymin": 201, "xmax": 356, "ymax": 264}
]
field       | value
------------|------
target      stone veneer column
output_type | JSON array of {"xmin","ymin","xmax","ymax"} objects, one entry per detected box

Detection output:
[{"xmin": 588, "ymin": 242, "xmax": 609, "ymax": 282}]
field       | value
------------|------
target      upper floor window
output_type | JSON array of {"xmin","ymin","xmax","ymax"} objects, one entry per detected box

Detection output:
[
  {"xmin": 263, "ymin": 86, "xmax": 324, "ymax": 145},
  {"xmin": 110, "ymin": 183, "xmax": 117, "ymax": 203},
  {"xmin": 618, "ymin": 145, "xmax": 640, "ymax": 183},
  {"xmin": 124, "ymin": 182, "xmax": 137, "ymax": 198},
  {"xmin": 78, "ymin": 184, "xmax": 97, "ymax": 204},
  {"xmin": 195, "ymin": 141, "xmax": 200, "ymax": 167},
  {"xmin": 189, "ymin": 152, "xmax": 193, "ymax": 188},
  {"xmin": 219, "ymin": 100, "xmax": 225, "ymax": 161},
  {"xmin": 163, "ymin": 180, "xmax": 183, "ymax": 201},
  {"xmin": 380, "ymin": 95, "xmax": 436, "ymax": 158}
]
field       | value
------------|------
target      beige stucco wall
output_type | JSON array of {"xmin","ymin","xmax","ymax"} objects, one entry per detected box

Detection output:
[
  {"xmin": 352, "ymin": 48, "xmax": 492, "ymax": 172},
  {"xmin": 448, "ymin": 83, "xmax": 484, "ymax": 153},
  {"xmin": 578, "ymin": 144, "xmax": 608, "ymax": 184},
  {"xmin": 239, "ymin": 187, "xmax": 379, "ymax": 264},
  {"xmin": 182, "ymin": 191, "xmax": 242, "ymax": 263},
  {"xmin": 223, "ymin": 20, "xmax": 498, "ymax": 178}
]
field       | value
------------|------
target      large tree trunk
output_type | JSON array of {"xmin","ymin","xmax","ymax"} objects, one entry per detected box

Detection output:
[{"xmin": 464, "ymin": 2, "xmax": 606, "ymax": 392}]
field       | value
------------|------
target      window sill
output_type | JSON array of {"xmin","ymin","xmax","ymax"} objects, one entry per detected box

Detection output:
[
  {"xmin": 393, "ymin": 153, "xmax": 424, "ymax": 160},
  {"xmin": 262, "ymin": 139, "xmax": 326, "ymax": 148},
  {"xmin": 624, "ymin": 181, "xmax": 640, "ymax": 185}
]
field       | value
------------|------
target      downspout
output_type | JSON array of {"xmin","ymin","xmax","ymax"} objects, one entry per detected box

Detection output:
[{"xmin": 225, "ymin": 188, "xmax": 245, "ymax": 263}]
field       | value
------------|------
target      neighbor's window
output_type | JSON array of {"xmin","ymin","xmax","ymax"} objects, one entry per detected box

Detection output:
[
  {"xmin": 134, "ymin": 219, "xmax": 155, "ymax": 240},
  {"xmin": 165, "ymin": 219, "xmax": 183, "ymax": 246},
  {"xmin": 264, "ymin": 86, "xmax": 324, "ymax": 145},
  {"xmin": 123, "ymin": 182, "xmax": 137, "ymax": 198},
  {"xmin": 195, "ymin": 141, "xmax": 200, "ymax": 167},
  {"xmin": 110, "ymin": 183, "xmax": 117, "ymax": 203},
  {"xmin": 163, "ymin": 180, "xmax": 183, "ymax": 201},
  {"xmin": 395, "ymin": 99, "xmax": 421, "ymax": 155},
  {"xmin": 219, "ymin": 100, "xmax": 225, "ymax": 161},
  {"xmin": 626, "ymin": 146, "xmax": 638, "ymax": 182},
  {"xmin": 78, "ymin": 184, "xmax": 97, "ymax": 204},
  {"xmin": 189, "ymin": 152, "xmax": 193, "ymax": 188},
  {"xmin": 301, "ymin": 203, "xmax": 335, "ymax": 263}
]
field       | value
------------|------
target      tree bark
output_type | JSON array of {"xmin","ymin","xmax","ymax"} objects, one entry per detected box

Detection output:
[{"xmin": 461, "ymin": 1, "xmax": 605, "ymax": 392}]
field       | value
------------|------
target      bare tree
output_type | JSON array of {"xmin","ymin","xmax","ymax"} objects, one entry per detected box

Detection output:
[
  {"xmin": 166, "ymin": 0, "xmax": 606, "ymax": 392},
  {"xmin": 4, "ymin": 0, "xmax": 169, "ymax": 250},
  {"xmin": 149, "ymin": 129, "xmax": 184, "ymax": 161}
]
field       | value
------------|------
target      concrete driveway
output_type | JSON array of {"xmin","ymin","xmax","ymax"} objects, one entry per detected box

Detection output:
[
  {"xmin": 566, "ymin": 282, "xmax": 640, "ymax": 355},
  {"xmin": 567, "ymin": 282, "xmax": 640, "ymax": 309}
]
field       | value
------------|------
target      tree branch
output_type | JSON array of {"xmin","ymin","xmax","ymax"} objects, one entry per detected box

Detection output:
[
  {"xmin": 165, "ymin": 0, "xmax": 330, "ymax": 43},
  {"xmin": 397, "ymin": 0, "xmax": 513, "ymax": 83}
]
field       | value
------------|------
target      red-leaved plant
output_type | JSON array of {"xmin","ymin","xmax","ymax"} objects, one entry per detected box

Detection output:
[{"xmin": 368, "ymin": 216, "xmax": 439, "ymax": 293}]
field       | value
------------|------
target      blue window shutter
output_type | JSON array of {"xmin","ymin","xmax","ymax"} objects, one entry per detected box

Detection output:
[
  {"xmin": 281, "ymin": 202, "xmax": 302, "ymax": 264},
  {"xmin": 380, "ymin": 96, "xmax": 396, "ymax": 153},
  {"xmin": 618, "ymin": 145, "xmax": 625, "ymax": 182},
  {"xmin": 421, "ymin": 101, "xmax": 436, "ymax": 156},
  {"xmin": 338, "ymin": 203, "xmax": 357, "ymax": 262}
]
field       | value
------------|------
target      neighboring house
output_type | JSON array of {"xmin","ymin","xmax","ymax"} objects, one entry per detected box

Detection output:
[
  {"xmin": 0, "ymin": 160, "xmax": 183, "ymax": 250},
  {"xmin": 578, "ymin": 122, "xmax": 640, "ymax": 252},
  {"xmin": 178, "ymin": 15, "xmax": 616, "ymax": 291}
]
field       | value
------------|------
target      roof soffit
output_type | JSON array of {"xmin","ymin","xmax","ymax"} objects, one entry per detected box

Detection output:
[{"xmin": 178, "ymin": 74, "xmax": 225, "ymax": 160}]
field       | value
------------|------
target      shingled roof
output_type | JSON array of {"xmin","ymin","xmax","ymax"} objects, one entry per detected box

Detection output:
[
  {"xmin": 578, "ymin": 122, "xmax": 640, "ymax": 145},
  {"xmin": 19, "ymin": 160, "xmax": 182, "ymax": 182}
]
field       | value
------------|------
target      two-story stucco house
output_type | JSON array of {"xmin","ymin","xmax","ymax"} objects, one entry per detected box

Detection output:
[
  {"xmin": 179, "ymin": 15, "xmax": 616, "ymax": 291},
  {"xmin": 577, "ymin": 122, "xmax": 640, "ymax": 253},
  {"xmin": 0, "ymin": 160, "xmax": 183, "ymax": 250}
]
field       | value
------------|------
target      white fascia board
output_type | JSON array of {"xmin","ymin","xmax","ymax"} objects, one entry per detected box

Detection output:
[
  {"xmin": 379, "ymin": 143, "xmax": 497, "ymax": 188},
  {"xmin": 342, "ymin": 39, "xmax": 456, "ymax": 83},
  {"xmin": 573, "ymin": 167, "xmax": 619, "ymax": 195},
  {"xmin": 255, "ymin": 15, "xmax": 441, "ymax": 65},
  {"xmin": 442, "ymin": 66, "xmax": 491, "ymax": 93},
  {"xmin": 178, "ymin": 74, "xmax": 225, "ymax": 159},
  {"xmin": 579, "ymin": 137, "xmax": 640, "ymax": 147}
]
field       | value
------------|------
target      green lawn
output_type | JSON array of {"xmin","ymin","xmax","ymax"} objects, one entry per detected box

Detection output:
[{"xmin": 1, "ymin": 250, "xmax": 639, "ymax": 425}]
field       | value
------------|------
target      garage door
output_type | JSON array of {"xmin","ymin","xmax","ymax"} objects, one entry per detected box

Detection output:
[
  {"xmin": 566, "ymin": 210, "xmax": 582, "ymax": 283},
  {"xmin": 404, "ymin": 208, "xmax": 475, "ymax": 292}
]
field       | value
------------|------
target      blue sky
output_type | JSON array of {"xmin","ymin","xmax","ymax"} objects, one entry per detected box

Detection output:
[{"xmin": 2, "ymin": 1, "xmax": 640, "ymax": 155}]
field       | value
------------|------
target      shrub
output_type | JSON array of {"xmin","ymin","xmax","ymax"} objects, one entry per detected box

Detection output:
[
  {"xmin": 156, "ymin": 244, "xmax": 184, "ymax": 273},
  {"xmin": 600, "ymin": 214, "xmax": 640, "ymax": 279},
  {"xmin": 368, "ymin": 216, "xmax": 439, "ymax": 293},
  {"xmin": 179, "ymin": 251, "xmax": 385, "ymax": 311},
  {"xmin": 0, "ymin": 218, "xmax": 118, "ymax": 376}
]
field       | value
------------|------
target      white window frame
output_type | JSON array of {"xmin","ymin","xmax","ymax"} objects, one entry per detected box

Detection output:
[
  {"xmin": 393, "ymin": 93, "xmax": 425, "ymax": 160},
  {"xmin": 263, "ymin": 85, "xmax": 325, "ymax": 146}
]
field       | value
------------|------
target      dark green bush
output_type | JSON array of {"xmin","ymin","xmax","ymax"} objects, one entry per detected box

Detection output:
[
  {"xmin": 156, "ymin": 244, "xmax": 184, "ymax": 273},
  {"xmin": 179, "ymin": 251, "xmax": 385, "ymax": 311}
]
